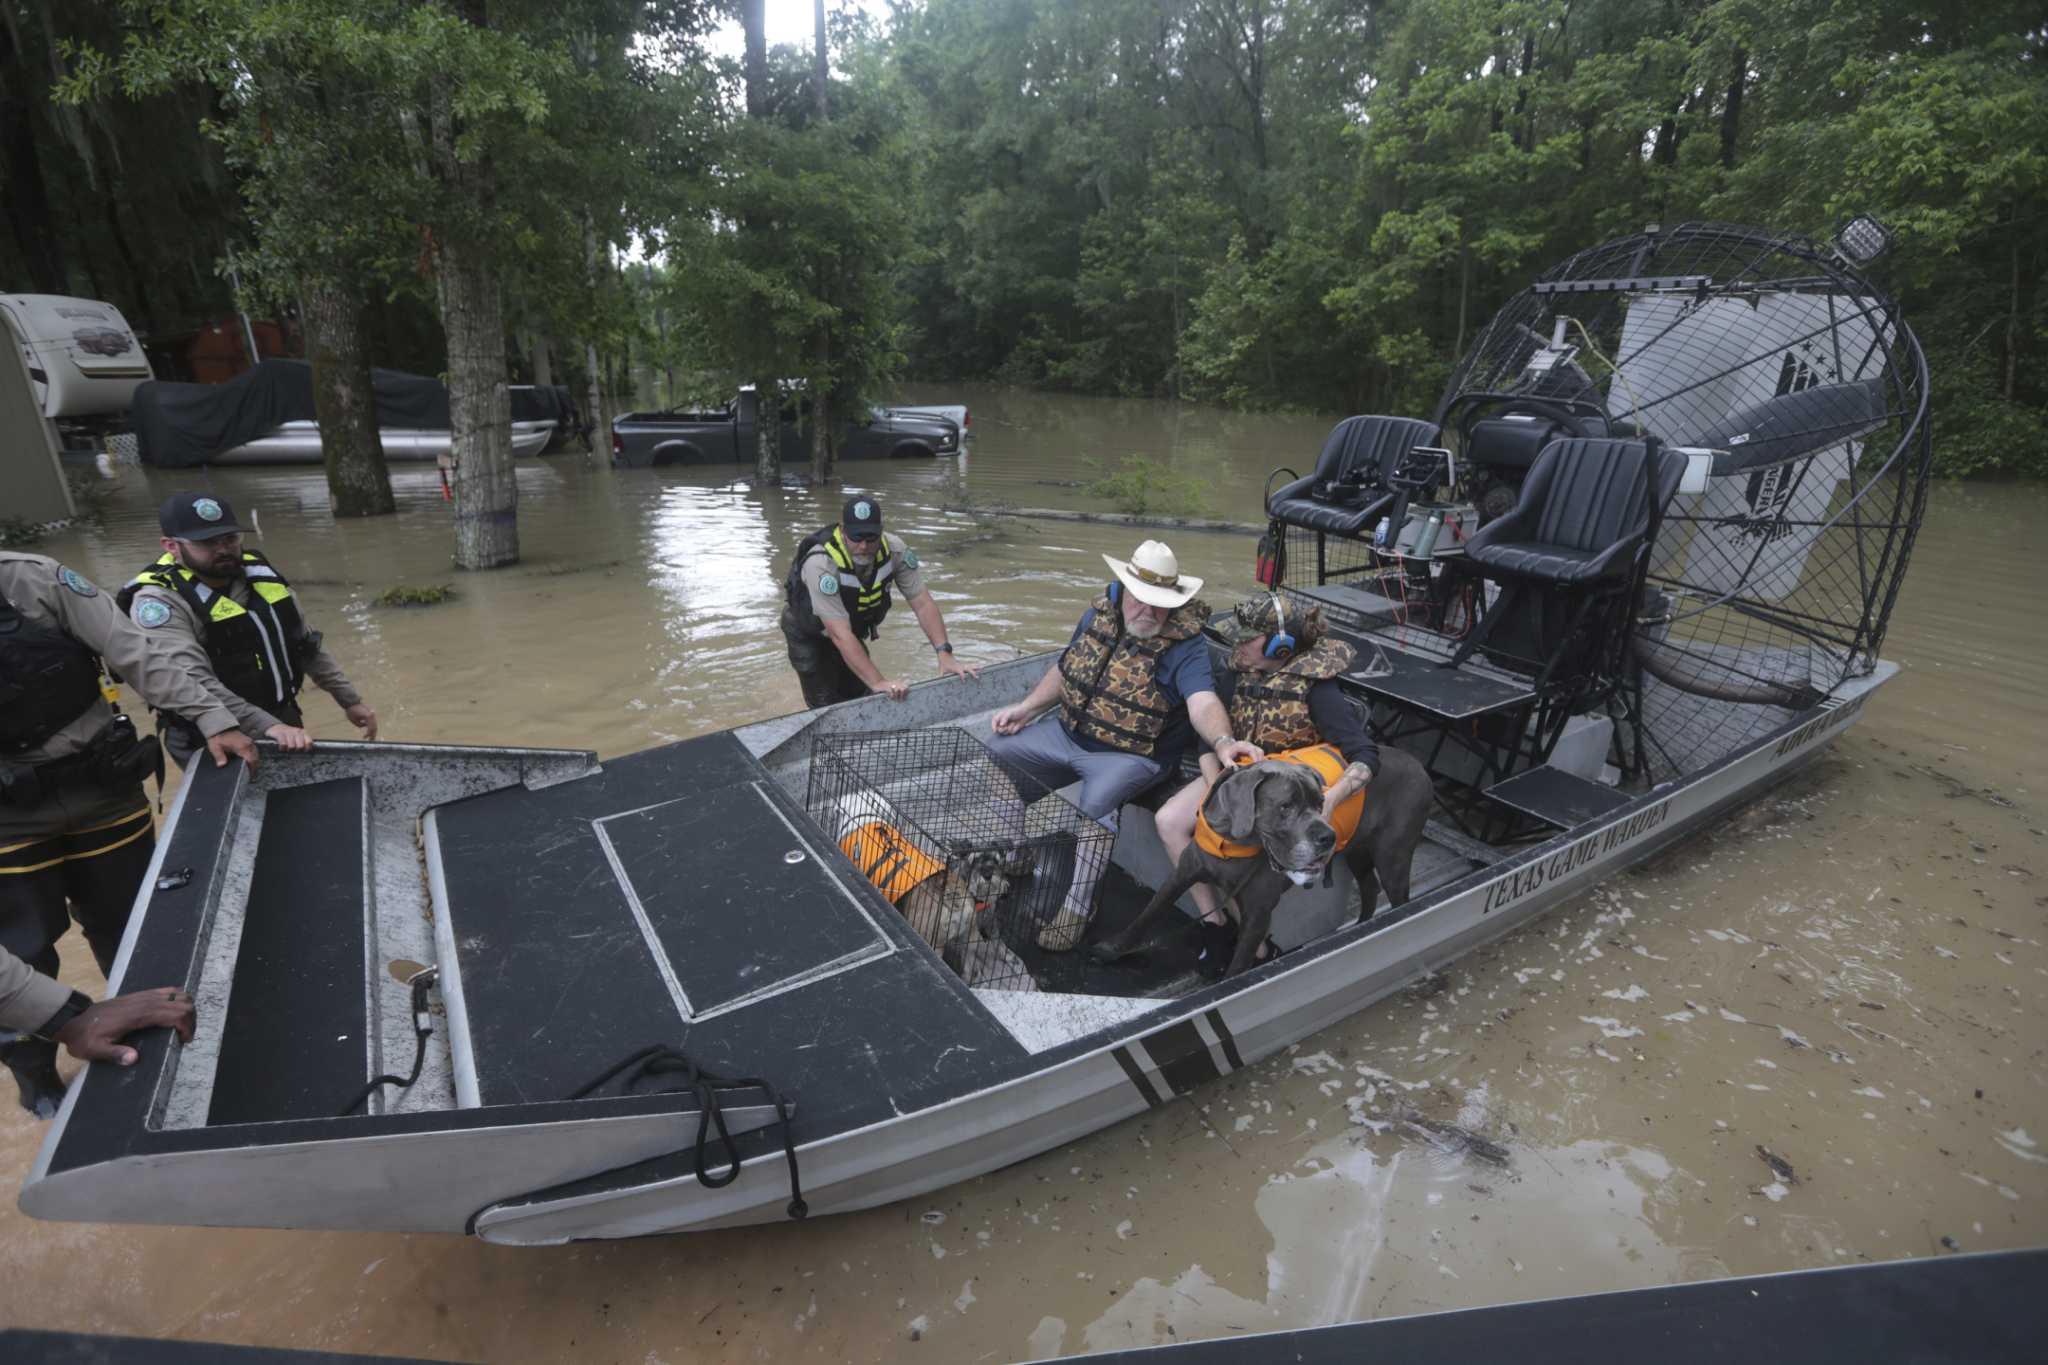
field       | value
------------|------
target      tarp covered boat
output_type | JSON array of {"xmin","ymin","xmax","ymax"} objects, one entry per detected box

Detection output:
[{"xmin": 130, "ymin": 359, "xmax": 554, "ymax": 467}]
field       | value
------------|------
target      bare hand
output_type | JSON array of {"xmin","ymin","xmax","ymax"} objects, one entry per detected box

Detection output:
[
  {"xmin": 991, "ymin": 704, "xmax": 1036, "ymax": 736},
  {"xmin": 266, "ymin": 723, "xmax": 313, "ymax": 752},
  {"xmin": 1215, "ymin": 739, "xmax": 1264, "ymax": 767},
  {"xmin": 936, "ymin": 652, "xmax": 980, "ymax": 682},
  {"xmin": 343, "ymin": 702, "xmax": 379, "ymax": 740},
  {"xmin": 874, "ymin": 677, "xmax": 910, "ymax": 701},
  {"xmin": 206, "ymin": 729, "xmax": 260, "ymax": 770},
  {"xmin": 54, "ymin": 987, "xmax": 196, "ymax": 1066}
]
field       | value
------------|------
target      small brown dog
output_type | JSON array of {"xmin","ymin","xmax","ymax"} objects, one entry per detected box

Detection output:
[{"xmin": 833, "ymin": 796, "xmax": 1037, "ymax": 990}]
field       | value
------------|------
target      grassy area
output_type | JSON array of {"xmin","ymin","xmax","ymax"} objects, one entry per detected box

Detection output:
[
  {"xmin": 1086, "ymin": 454, "xmax": 1208, "ymax": 518},
  {"xmin": 376, "ymin": 583, "xmax": 456, "ymax": 607}
]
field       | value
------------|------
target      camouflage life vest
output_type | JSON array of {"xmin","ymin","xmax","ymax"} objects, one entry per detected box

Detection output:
[
  {"xmin": 1227, "ymin": 636, "xmax": 1357, "ymax": 754},
  {"xmin": 1056, "ymin": 593, "xmax": 1210, "ymax": 756}
]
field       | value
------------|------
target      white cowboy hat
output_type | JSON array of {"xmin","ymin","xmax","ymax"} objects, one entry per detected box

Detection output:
[{"xmin": 1102, "ymin": 540, "xmax": 1202, "ymax": 609}]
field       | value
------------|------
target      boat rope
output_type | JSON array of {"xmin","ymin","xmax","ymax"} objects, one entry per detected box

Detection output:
[
  {"xmin": 338, "ymin": 966, "xmax": 438, "ymax": 1117},
  {"xmin": 569, "ymin": 1044, "xmax": 808, "ymax": 1220}
]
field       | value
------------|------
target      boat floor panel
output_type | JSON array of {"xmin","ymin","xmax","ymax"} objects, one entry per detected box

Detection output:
[
  {"xmin": 1328, "ymin": 626, "xmax": 1536, "ymax": 719},
  {"xmin": 1485, "ymin": 763, "xmax": 1632, "ymax": 828},
  {"xmin": 208, "ymin": 776, "xmax": 369, "ymax": 1126},
  {"xmin": 596, "ymin": 786, "xmax": 889, "ymax": 1015},
  {"xmin": 429, "ymin": 731, "xmax": 1028, "ymax": 1126}
]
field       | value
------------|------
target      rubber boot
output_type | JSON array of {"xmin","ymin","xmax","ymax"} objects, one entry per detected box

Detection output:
[{"xmin": 2, "ymin": 1038, "xmax": 67, "ymax": 1120}]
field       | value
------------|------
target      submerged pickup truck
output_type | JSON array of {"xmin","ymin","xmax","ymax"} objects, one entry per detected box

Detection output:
[{"xmin": 611, "ymin": 387, "xmax": 960, "ymax": 468}]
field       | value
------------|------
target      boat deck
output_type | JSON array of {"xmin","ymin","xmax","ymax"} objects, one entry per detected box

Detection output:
[{"xmin": 427, "ymin": 731, "xmax": 1029, "ymax": 1124}]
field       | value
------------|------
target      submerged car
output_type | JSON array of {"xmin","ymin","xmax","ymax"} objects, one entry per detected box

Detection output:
[{"xmin": 612, "ymin": 386, "xmax": 960, "ymax": 467}]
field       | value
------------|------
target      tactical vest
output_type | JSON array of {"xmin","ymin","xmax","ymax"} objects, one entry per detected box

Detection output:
[
  {"xmin": 783, "ymin": 525, "xmax": 897, "ymax": 642},
  {"xmin": 839, "ymin": 820, "xmax": 944, "ymax": 905},
  {"xmin": 1057, "ymin": 593, "xmax": 1210, "ymax": 757},
  {"xmin": 0, "ymin": 589, "xmax": 103, "ymax": 757},
  {"xmin": 1227, "ymin": 637, "xmax": 1357, "ymax": 754},
  {"xmin": 119, "ymin": 550, "xmax": 312, "ymax": 729},
  {"xmin": 1195, "ymin": 744, "xmax": 1365, "ymax": 860}
]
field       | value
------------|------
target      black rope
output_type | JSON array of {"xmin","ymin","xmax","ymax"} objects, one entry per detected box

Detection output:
[
  {"xmin": 339, "ymin": 968, "xmax": 437, "ymax": 1117},
  {"xmin": 570, "ymin": 1044, "xmax": 807, "ymax": 1220}
]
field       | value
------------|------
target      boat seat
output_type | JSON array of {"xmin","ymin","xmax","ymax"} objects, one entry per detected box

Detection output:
[
  {"xmin": 1450, "ymin": 437, "xmax": 1687, "ymax": 677},
  {"xmin": 1463, "ymin": 437, "xmax": 1685, "ymax": 586},
  {"xmin": 1266, "ymin": 415, "xmax": 1440, "ymax": 536}
]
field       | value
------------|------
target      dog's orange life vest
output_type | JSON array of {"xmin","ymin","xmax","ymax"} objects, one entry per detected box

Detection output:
[
  {"xmin": 1194, "ymin": 744, "xmax": 1364, "ymax": 860},
  {"xmin": 839, "ymin": 820, "xmax": 945, "ymax": 903}
]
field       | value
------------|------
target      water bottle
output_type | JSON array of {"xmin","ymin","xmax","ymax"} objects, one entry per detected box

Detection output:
[
  {"xmin": 1413, "ymin": 508, "xmax": 1445, "ymax": 559},
  {"xmin": 1372, "ymin": 516, "xmax": 1390, "ymax": 549}
]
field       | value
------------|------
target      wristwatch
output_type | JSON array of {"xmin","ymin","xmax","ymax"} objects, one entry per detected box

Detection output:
[
  {"xmin": 33, "ymin": 989, "xmax": 93, "ymax": 1043},
  {"xmin": 934, "ymin": 642, "xmax": 954, "ymax": 655}
]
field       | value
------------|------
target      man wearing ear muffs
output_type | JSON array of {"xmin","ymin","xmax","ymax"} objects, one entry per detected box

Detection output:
[{"xmin": 1155, "ymin": 593, "xmax": 1378, "ymax": 976}]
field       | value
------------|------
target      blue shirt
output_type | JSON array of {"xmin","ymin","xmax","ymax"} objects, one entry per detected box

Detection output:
[{"xmin": 1063, "ymin": 607, "xmax": 1217, "ymax": 760}]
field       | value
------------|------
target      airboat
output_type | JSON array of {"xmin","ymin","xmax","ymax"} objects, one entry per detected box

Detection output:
[{"xmin": 24, "ymin": 220, "xmax": 1932, "ymax": 1244}]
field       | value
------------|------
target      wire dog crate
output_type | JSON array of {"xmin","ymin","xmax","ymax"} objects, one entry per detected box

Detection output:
[{"xmin": 805, "ymin": 726, "xmax": 1114, "ymax": 992}]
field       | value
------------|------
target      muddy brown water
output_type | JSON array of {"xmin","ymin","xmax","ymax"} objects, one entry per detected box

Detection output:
[{"xmin": 3, "ymin": 384, "xmax": 2043, "ymax": 1360}]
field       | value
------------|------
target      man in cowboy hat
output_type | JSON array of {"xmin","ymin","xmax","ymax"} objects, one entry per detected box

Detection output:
[
  {"xmin": 119, "ymin": 493, "xmax": 379, "ymax": 768},
  {"xmin": 985, "ymin": 539, "xmax": 1261, "ymax": 950},
  {"xmin": 1155, "ymin": 593, "xmax": 1379, "ymax": 976},
  {"xmin": 781, "ymin": 494, "xmax": 977, "ymax": 708}
]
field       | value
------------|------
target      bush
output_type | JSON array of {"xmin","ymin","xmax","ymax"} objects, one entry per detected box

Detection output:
[
  {"xmin": 376, "ymin": 583, "xmax": 455, "ymax": 607},
  {"xmin": 1086, "ymin": 455, "xmax": 1209, "ymax": 517}
]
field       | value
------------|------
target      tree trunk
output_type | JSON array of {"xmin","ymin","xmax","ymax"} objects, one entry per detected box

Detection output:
[
  {"xmin": 742, "ymin": 0, "xmax": 780, "ymax": 484},
  {"xmin": 0, "ymin": 22, "xmax": 66, "ymax": 294},
  {"xmin": 2006, "ymin": 237, "xmax": 2020, "ymax": 402},
  {"xmin": 809, "ymin": 0, "xmax": 832, "ymax": 487},
  {"xmin": 303, "ymin": 281, "xmax": 395, "ymax": 517},
  {"xmin": 1720, "ymin": 47, "xmax": 1746, "ymax": 168},
  {"xmin": 579, "ymin": 216, "xmax": 611, "ymax": 455},
  {"xmin": 436, "ymin": 235, "xmax": 518, "ymax": 567},
  {"xmin": 530, "ymin": 331, "xmax": 553, "ymax": 388}
]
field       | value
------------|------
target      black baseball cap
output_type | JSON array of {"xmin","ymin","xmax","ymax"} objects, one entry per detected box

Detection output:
[
  {"xmin": 841, "ymin": 495, "xmax": 884, "ymax": 538},
  {"xmin": 160, "ymin": 492, "xmax": 245, "ymax": 541}
]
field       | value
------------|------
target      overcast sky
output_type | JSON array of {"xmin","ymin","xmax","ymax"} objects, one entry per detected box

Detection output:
[{"xmin": 704, "ymin": 0, "xmax": 899, "ymax": 61}]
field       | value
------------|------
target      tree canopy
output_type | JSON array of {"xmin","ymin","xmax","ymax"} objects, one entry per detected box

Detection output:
[{"xmin": 4, "ymin": 0, "xmax": 2041, "ymax": 483}]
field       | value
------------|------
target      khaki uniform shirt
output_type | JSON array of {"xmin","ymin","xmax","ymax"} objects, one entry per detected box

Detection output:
[
  {"xmin": 799, "ymin": 532, "xmax": 927, "ymax": 626},
  {"xmin": 128, "ymin": 574, "xmax": 361, "ymax": 765},
  {"xmin": 0, "ymin": 553, "xmax": 238, "ymax": 1032}
]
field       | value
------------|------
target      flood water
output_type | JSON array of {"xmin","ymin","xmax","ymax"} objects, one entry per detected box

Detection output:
[{"xmin": 3, "ymin": 384, "xmax": 2044, "ymax": 1360}]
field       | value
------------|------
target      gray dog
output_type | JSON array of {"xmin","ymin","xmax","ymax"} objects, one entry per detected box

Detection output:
[{"xmin": 1086, "ymin": 747, "xmax": 1433, "ymax": 980}]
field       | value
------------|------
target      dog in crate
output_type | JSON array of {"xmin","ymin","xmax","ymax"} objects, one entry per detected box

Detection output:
[{"xmin": 830, "ymin": 792, "xmax": 1039, "ymax": 991}]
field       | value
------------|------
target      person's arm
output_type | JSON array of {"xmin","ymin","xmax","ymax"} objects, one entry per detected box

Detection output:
[
  {"xmin": 1171, "ymin": 636, "xmax": 1260, "ymax": 766},
  {"xmin": 906, "ymin": 589, "xmax": 977, "ymax": 680},
  {"xmin": 50, "ymin": 570, "xmax": 260, "ymax": 768},
  {"xmin": 5, "ymin": 941, "xmax": 192, "ymax": 1069},
  {"xmin": 1307, "ymin": 680, "xmax": 1379, "ymax": 773},
  {"xmin": 991, "ymin": 658, "xmax": 1068, "ymax": 735},
  {"xmin": 301, "ymin": 636, "xmax": 376, "ymax": 739},
  {"xmin": 1188, "ymin": 691, "xmax": 1261, "ymax": 766},
  {"xmin": 820, "ymin": 615, "xmax": 905, "ymax": 700},
  {"xmin": 0, "ymin": 944, "xmax": 73, "ymax": 1038}
]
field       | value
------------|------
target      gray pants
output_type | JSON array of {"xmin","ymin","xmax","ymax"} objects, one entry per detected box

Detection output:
[
  {"xmin": 981, "ymin": 717, "xmax": 1165, "ymax": 921},
  {"xmin": 980, "ymin": 715, "xmax": 1164, "ymax": 828}
]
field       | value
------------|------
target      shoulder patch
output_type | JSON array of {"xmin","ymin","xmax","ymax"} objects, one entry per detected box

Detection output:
[
  {"xmin": 58, "ymin": 566, "xmax": 98, "ymax": 598},
  {"xmin": 819, "ymin": 572, "xmax": 841, "ymax": 596},
  {"xmin": 901, "ymin": 547, "xmax": 919, "ymax": 570},
  {"xmin": 132, "ymin": 596, "xmax": 173, "ymax": 628}
]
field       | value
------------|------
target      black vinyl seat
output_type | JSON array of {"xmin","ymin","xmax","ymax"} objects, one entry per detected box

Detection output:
[
  {"xmin": 1267, "ymin": 415, "xmax": 1440, "ymax": 535},
  {"xmin": 1438, "ymin": 437, "xmax": 1688, "ymax": 799},
  {"xmin": 1462, "ymin": 437, "xmax": 1683, "ymax": 587}
]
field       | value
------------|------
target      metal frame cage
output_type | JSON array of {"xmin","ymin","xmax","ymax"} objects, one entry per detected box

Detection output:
[
  {"xmin": 805, "ymin": 726, "xmax": 1114, "ymax": 992},
  {"xmin": 1440, "ymin": 221, "xmax": 1932, "ymax": 776}
]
